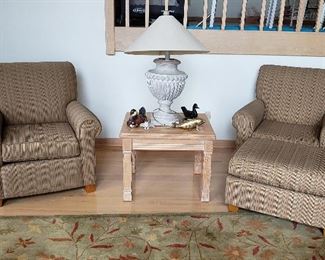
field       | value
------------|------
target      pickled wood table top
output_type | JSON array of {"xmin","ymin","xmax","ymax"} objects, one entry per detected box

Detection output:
[{"xmin": 120, "ymin": 113, "xmax": 216, "ymax": 141}]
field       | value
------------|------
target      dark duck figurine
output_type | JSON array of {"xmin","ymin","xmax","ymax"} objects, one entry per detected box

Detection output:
[
  {"xmin": 181, "ymin": 103, "xmax": 199, "ymax": 119},
  {"xmin": 127, "ymin": 107, "xmax": 147, "ymax": 128}
]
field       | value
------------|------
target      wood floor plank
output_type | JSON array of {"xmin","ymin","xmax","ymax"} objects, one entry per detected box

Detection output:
[{"xmin": 0, "ymin": 148, "xmax": 234, "ymax": 216}]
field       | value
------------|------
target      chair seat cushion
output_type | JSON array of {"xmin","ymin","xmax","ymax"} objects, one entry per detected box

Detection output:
[
  {"xmin": 229, "ymin": 138, "xmax": 325, "ymax": 197},
  {"xmin": 2, "ymin": 123, "xmax": 80, "ymax": 162},
  {"xmin": 252, "ymin": 120, "xmax": 320, "ymax": 146}
]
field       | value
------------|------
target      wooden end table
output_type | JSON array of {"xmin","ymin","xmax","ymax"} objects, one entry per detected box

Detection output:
[{"xmin": 119, "ymin": 113, "xmax": 216, "ymax": 202}]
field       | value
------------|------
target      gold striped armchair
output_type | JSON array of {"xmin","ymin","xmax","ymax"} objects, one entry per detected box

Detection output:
[
  {"xmin": 226, "ymin": 65, "xmax": 325, "ymax": 232},
  {"xmin": 0, "ymin": 62, "xmax": 101, "ymax": 206}
]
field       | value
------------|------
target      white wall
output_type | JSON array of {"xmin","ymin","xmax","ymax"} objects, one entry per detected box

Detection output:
[{"xmin": 1, "ymin": 0, "xmax": 324, "ymax": 140}]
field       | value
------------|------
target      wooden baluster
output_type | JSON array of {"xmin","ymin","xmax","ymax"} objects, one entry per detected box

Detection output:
[
  {"xmin": 315, "ymin": 0, "xmax": 325, "ymax": 32},
  {"xmin": 203, "ymin": 0, "xmax": 208, "ymax": 29},
  {"xmin": 125, "ymin": 0, "xmax": 130, "ymax": 27},
  {"xmin": 221, "ymin": 0, "xmax": 228, "ymax": 30},
  {"xmin": 105, "ymin": 0, "xmax": 115, "ymax": 55},
  {"xmin": 296, "ymin": 0, "xmax": 308, "ymax": 31},
  {"xmin": 290, "ymin": 0, "xmax": 297, "ymax": 27},
  {"xmin": 165, "ymin": 0, "xmax": 169, "ymax": 11},
  {"xmin": 278, "ymin": 0, "xmax": 286, "ymax": 31},
  {"xmin": 145, "ymin": 0, "xmax": 150, "ymax": 28},
  {"xmin": 240, "ymin": 0, "xmax": 248, "ymax": 30},
  {"xmin": 183, "ymin": 0, "xmax": 189, "ymax": 27},
  {"xmin": 259, "ymin": 0, "xmax": 267, "ymax": 31},
  {"xmin": 266, "ymin": 0, "xmax": 273, "ymax": 27},
  {"xmin": 267, "ymin": 0, "xmax": 278, "ymax": 29},
  {"xmin": 209, "ymin": 0, "xmax": 218, "ymax": 28}
]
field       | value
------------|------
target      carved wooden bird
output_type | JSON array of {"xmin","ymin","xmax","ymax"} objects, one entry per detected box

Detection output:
[
  {"xmin": 127, "ymin": 107, "xmax": 147, "ymax": 128},
  {"xmin": 181, "ymin": 103, "xmax": 199, "ymax": 119}
]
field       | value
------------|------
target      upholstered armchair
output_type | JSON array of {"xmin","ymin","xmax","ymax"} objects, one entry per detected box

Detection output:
[
  {"xmin": 232, "ymin": 65, "xmax": 325, "ymax": 148},
  {"xmin": 0, "ymin": 62, "xmax": 101, "ymax": 206},
  {"xmin": 226, "ymin": 65, "xmax": 325, "ymax": 233}
]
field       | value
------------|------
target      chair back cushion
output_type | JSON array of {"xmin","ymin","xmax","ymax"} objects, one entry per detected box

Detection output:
[
  {"xmin": 256, "ymin": 65, "xmax": 325, "ymax": 125},
  {"xmin": 0, "ymin": 62, "xmax": 77, "ymax": 124}
]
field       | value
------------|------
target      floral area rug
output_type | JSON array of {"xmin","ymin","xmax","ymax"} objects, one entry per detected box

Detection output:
[{"xmin": 0, "ymin": 212, "xmax": 324, "ymax": 260}]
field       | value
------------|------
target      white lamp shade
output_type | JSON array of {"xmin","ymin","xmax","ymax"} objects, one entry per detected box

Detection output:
[{"xmin": 125, "ymin": 15, "xmax": 208, "ymax": 55}]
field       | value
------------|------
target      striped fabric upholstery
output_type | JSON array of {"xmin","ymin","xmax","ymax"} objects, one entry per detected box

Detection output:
[
  {"xmin": 0, "ymin": 62, "xmax": 101, "ymax": 203},
  {"xmin": 227, "ymin": 65, "xmax": 325, "ymax": 229},
  {"xmin": 232, "ymin": 100, "xmax": 265, "ymax": 146},
  {"xmin": 321, "ymin": 115, "xmax": 325, "ymax": 148},
  {"xmin": 252, "ymin": 120, "xmax": 320, "ymax": 146},
  {"xmin": 0, "ymin": 112, "xmax": 3, "ymax": 167},
  {"xmin": 66, "ymin": 101, "xmax": 102, "ymax": 186},
  {"xmin": 1, "ymin": 157, "xmax": 83, "ymax": 199},
  {"xmin": 225, "ymin": 176, "xmax": 325, "ymax": 229},
  {"xmin": 256, "ymin": 65, "xmax": 325, "ymax": 126},
  {"xmin": 229, "ymin": 138, "xmax": 325, "ymax": 197},
  {"xmin": 2, "ymin": 123, "xmax": 80, "ymax": 163},
  {"xmin": 0, "ymin": 62, "xmax": 76, "ymax": 124},
  {"xmin": 66, "ymin": 101, "xmax": 102, "ymax": 140}
]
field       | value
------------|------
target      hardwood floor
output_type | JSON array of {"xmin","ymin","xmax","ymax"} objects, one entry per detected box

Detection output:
[{"xmin": 0, "ymin": 147, "xmax": 234, "ymax": 216}]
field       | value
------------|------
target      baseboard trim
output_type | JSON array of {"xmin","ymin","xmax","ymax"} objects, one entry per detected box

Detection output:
[
  {"xmin": 96, "ymin": 138, "xmax": 122, "ymax": 148},
  {"xmin": 96, "ymin": 138, "xmax": 235, "ymax": 149},
  {"xmin": 214, "ymin": 140, "xmax": 236, "ymax": 149}
]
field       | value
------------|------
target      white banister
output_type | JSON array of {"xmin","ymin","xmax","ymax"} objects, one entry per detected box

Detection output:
[
  {"xmin": 183, "ymin": 0, "xmax": 189, "ymax": 27},
  {"xmin": 259, "ymin": 0, "xmax": 267, "ymax": 31},
  {"xmin": 240, "ymin": 0, "xmax": 248, "ymax": 30},
  {"xmin": 209, "ymin": 0, "xmax": 218, "ymax": 28},
  {"xmin": 290, "ymin": 0, "xmax": 297, "ymax": 27},
  {"xmin": 296, "ymin": 0, "xmax": 308, "ymax": 32},
  {"xmin": 203, "ymin": 0, "xmax": 208, "ymax": 29},
  {"xmin": 278, "ymin": 0, "xmax": 286, "ymax": 31},
  {"xmin": 145, "ymin": 0, "xmax": 150, "ymax": 28},
  {"xmin": 221, "ymin": 0, "xmax": 228, "ymax": 30},
  {"xmin": 315, "ymin": 0, "xmax": 325, "ymax": 32},
  {"xmin": 266, "ymin": 0, "xmax": 278, "ymax": 29},
  {"xmin": 125, "ymin": 0, "xmax": 130, "ymax": 27}
]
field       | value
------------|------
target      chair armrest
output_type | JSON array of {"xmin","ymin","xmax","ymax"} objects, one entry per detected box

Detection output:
[
  {"xmin": 66, "ymin": 101, "xmax": 102, "ymax": 139},
  {"xmin": 320, "ymin": 115, "xmax": 325, "ymax": 148},
  {"xmin": 232, "ymin": 99, "xmax": 265, "ymax": 146}
]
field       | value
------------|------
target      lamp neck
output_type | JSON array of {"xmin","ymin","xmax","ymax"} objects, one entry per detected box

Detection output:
[
  {"xmin": 165, "ymin": 51, "xmax": 171, "ymax": 61},
  {"xmin": 152, "ymin": 58, "xmax": 183, "ymax": 75}
]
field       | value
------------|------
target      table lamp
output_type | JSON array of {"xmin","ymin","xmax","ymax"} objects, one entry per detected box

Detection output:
[{"xmin": 125, "ymin": 11, "xmax": 208, "ymax": 126}]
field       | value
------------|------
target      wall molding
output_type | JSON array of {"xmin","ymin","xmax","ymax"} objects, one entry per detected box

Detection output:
[
  {"xmin": 109, "ymin": 26, "xmax": 325, "ymax": 57},
  {"xmin": 96, "ymin": 138, "xmax": 235, "ymax": 150}
]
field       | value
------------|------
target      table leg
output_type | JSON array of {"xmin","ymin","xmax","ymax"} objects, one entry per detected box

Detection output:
[
  {"xmin": 194, "ymin": 151, "xmax": 203, "ymax": 175},
  {"xmin": 201, "ymin": 141, "xmax": 213, "ymax": 202},
  {"xmin": 123, "ymin": 139, "xmax": 133, "ymax": 201},
  {"xmin": 131, "ymin": 151, "xmax": 136, "ymax": 174}
]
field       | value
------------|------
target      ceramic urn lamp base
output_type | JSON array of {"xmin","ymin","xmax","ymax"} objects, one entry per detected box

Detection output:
[{"xmin": 146, "ymin": 58, "xmax": 187, "ymax": 126}]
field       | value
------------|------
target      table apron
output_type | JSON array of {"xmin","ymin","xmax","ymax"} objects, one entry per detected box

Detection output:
[{"xmin": 132, "ymin": 139, "xmax": 206, "ymax": 151}]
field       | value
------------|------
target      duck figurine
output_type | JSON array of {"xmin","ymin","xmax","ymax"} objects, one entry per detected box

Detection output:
[
  {"xmin": 127, "ymin": 107, "xmax": 147, "ymax": 128},
  {"xmin": 181, "ymin": 103, "xmax": 199, "ymax": 119}
]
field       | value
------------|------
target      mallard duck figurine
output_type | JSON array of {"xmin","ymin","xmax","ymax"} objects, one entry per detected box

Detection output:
[
  {"xmin": 127, "ymin": 107, "xmax": 147, "ymax": 128},
  {"xmin": 181, "ymin": 103, "xmax": 199, "ymax": 119}
]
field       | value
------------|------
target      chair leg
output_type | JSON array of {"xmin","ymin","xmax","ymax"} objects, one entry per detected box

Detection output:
[
  {"xmin": 84, "ymin": 184, "xmax": 96, "ymax": 193},
  {"xmin": 228, "ymin": 204, "xmax": 239, "ymax": 213}
]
